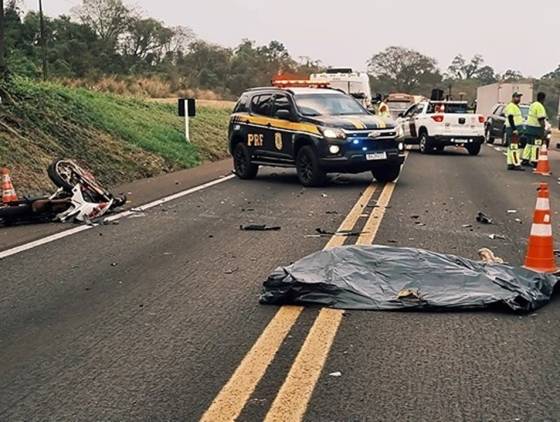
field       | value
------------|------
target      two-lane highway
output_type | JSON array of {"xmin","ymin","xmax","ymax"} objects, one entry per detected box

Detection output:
[{"xmin": 2, "ymin": 144, "xmax": 560, "ymax": 421}]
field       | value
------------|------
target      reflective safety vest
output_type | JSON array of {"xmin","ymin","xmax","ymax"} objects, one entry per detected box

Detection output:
[
  {"xmin": 527, "ymin": 101, "xmax": 547, "ymax": 127},
  {"xmin": 377, "ymin": 102, "xmax": 391, "ymax": 117},
  {"xmin": 504, "ymin": 102, "xmax": 523, "ymax": 128}
]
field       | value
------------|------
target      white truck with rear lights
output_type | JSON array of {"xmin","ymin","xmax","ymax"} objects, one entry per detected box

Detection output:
[{"xmin": 396, "ymin": 100, "xmax": 486, "ymax": 155}]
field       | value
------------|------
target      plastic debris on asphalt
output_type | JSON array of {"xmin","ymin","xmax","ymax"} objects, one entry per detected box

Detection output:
[
  {"xmin": 476, "ymin": 212, "xmax": 493, "ymax": 224},
  {"xmin": 260, "ymin": 245, "xmax": 557, "ymax": 313},
  {"xmin": 478, "ymin": 248, "xmax": 504, "ymax": 264},
  {"xmin": 489, "ymin": 234, "xmax": 506, "ymax": 240},
  {"xmin": 240, "ymin": 224, "xmax": 281, "ymax": 231}
]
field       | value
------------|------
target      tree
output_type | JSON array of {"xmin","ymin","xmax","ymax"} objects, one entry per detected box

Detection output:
[
  {"xmin": 121, "ymin": 18, "xmax": 174, "ymax": 64},
  {"xmin": 367, "ymin": 46, "xmax": 440, "ymax": 92},
  {"xmin": 543, "ymin": 65, "xmax": 560, "ymax": 80},
  {"xmin": 74, "ymin": 0, "xmax": 132, "ymax": 45},
  {"xmin": 476, "ymin": 65, "xmax": 497, "ymax": 84},
  {"xmin": 500, "ymin": 69, "xmax": 523, "ymax": 81},
  {"xmin": 447, "ymin": 54, "xmax": 484, "ymax": 80}
]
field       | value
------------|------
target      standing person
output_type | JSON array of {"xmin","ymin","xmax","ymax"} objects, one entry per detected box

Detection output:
[
  {"xmin": 374, "ymin": 94, "xmax": 391, "ymax": 118},
  {"xmin": 523, "ymin": 92, "xmax": 548, "ymax": 167},
  {"xmin": 504, "ymin": 92, "xmax": 525, "ymax": 171}
]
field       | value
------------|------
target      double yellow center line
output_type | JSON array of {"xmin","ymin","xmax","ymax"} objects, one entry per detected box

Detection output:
[{"xmin": 202, "ymin": 177, "xmax": 399, "ymax": 421}]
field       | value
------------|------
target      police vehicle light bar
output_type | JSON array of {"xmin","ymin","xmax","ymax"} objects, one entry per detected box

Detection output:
[{"xmin": 271, "ymin": 79, "xmax": 331, "ymax": 89}]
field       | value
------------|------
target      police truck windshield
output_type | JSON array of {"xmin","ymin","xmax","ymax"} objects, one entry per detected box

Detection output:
[{"xmin": 295, "ymin": 93, "xmax": 367, "ymax": 117}]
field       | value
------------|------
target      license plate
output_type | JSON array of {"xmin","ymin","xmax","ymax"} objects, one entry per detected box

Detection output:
[
  {"xmin": 366, "ymin": 152, "xmax": 387, "ymax": 160},
  {"xmin": 452, "ymin": 139, "xmax": 470, "ymax": 143}
]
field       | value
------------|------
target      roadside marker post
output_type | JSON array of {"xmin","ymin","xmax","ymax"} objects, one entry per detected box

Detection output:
[{"xmin": 178, "ymin": 98, "xmax": 196, "ymax": 143}]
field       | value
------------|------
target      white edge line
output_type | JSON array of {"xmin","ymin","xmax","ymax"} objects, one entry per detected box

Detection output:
[{"xmin": 0, "ymin": 174, "xmax": 235, "ymax": 260}]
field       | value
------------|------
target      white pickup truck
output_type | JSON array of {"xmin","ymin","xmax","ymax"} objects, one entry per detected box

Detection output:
[{"xmin": 396, "ymin": 101, "xmax": 486, "ymax": 155}]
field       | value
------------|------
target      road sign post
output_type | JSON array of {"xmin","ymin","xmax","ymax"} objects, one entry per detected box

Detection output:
[{"xmin": 178, "ymin": 98, "xmax": 196, "ymax": 143}]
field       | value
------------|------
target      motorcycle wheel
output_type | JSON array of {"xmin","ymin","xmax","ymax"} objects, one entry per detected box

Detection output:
[{"xmin": 48, "ymin": 159, "xmax": 77, "ymax": 191}]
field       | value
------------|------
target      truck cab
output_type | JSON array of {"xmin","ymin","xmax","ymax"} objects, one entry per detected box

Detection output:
[{"xmin": 310, "ymin": 69, "xmax": 372, "ymax": 110}]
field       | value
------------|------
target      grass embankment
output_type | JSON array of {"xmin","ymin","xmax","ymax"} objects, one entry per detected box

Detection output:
[{"xmin": 0, "ymin": 77, "xmax": 231, "ymax": 195}]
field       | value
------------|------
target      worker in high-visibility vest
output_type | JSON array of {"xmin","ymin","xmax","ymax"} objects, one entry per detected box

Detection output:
[
  {"xmin": 522, "ymin": 92, "xmax": 548, "ymax": 167},
  {"xmin": 504, "ymin": 92, "xmax": 525, "ymax": 171},
  {"xmin": 374, "ymin": 94, "xmax": 391, "ymax": 118}
]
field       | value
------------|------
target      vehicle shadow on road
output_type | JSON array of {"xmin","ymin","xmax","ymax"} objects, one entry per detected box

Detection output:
[{"xmin": 252, "ymin": 171, "xmax": 374, "ymax": 188}]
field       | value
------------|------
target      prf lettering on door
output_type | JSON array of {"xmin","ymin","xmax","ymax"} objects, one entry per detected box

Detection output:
[{"xmin": 248, "ymin": 134, "xmax": 264, "ymax": 147}]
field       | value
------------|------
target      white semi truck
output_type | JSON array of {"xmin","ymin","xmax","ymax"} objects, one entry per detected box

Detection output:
[
  {"xmin": 310, "ymin": 69, "xmax": 372, "ymax": 110},
  {"xmin": 476, "ymin": 82, "xmax": 533, "ymax": 118}
]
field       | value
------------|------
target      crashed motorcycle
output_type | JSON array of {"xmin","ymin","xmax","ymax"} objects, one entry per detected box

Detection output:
[{"xmin": 0, "ymin": 159, "xmax": 127, "ymax": 226}]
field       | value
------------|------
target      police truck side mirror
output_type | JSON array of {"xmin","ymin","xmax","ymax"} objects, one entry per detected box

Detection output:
[{"xmin": 276, "ymin": 109, "xmax": 294, "ymax": 121}]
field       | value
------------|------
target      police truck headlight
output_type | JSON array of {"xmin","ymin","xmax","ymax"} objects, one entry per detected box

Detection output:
[
  {"xmin": 398, "ymin": 142, "xmax": 404, "ymax": 151},
  {"xmin": 329, "ymin": 145, "xmax": 341, "ymax": 154},
  {"xmin": 321, "ymin": 127, "xmax": 347, "ymax": 140}
]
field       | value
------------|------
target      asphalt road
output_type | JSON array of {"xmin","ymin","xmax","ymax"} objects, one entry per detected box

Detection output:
[{"xmin": 2, "ymin": 143, "xmax": 560, "ymax": 421}]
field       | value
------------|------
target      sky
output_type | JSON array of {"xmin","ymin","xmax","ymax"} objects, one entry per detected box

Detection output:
[{"xmin": 22, "ymin": 0, "xmax": 560, "ymax": 78}]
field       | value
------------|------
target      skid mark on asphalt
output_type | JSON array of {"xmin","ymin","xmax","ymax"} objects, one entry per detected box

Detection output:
[
  {"xmin": 262, "ymin": 181, "xmax": 398, "ymax": 422},
  {"xmin": 200, "ymin": 181, "xmax": 379, "ymax": 421}
]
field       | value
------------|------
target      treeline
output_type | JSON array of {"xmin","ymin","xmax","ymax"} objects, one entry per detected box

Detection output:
[
  {"xmin": 368, "ymin": 47, "xmax": 560, "ymax": 118},
  {"xmin": 2, "ymin": 0, "xmax": 559, "ymax": 116},
  {"xmin": 2, "ymin": 0, "xmax": 322, "ymax": 97}
]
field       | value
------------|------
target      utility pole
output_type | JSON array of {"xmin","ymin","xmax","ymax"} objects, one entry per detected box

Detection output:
[
  {"xmin": 38, "ymin": 0, "xmax": 47, "ymax": 81},
  {"xmin": 0, "ymin": 0, "xmax": 6, "ymax": 79}
]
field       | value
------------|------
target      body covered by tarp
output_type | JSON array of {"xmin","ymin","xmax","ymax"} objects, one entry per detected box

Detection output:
[{"xmin": 260, "ymin": 246, "xmax": 557, "ymax": 313}]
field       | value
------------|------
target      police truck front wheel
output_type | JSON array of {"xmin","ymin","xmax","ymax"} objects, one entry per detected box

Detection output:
[
  {"xmin": 233, "ymin": 143, "xmax": 259, "ymax": 179},
  {"xmin": 371, "ymin": 164, "xmax": 401, "ymax": 183},
  {"xmin": 296, "ymin": 146, "xmax": 326, "ymax": 187}
]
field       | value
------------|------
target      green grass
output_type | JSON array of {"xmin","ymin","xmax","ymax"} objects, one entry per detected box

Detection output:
[{"xmin": 0, "ymin": 77, "xmax": 231, "ymax": 194}]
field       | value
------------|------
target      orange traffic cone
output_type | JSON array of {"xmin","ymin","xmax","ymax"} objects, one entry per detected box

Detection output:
[
  {"xmin": 533, "ymin": 143, "xmax": 551, "ymax": 176},
  {"xmin": 1, "ymin": 167, "xmax": 18, "ymax": 204},
  {"xmin": 524, "ymin": 182, "xmax": 557, "ymax": 273}
]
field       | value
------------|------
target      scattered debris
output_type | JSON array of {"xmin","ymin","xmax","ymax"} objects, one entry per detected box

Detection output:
[
  {"xmin": 415, "ymin": 222, "xmax": 426, "ymax": 226},
  {"xmin": 326, "ymin": 211, "xmax": 338, "ymax": 215},
  {"xmin": 129, "ymin": 212, "xmax": 146, "ymax": 219},
  {"xmin": 489, "ymin": 234, "xmax": 506, "ymax": 240},
  {"xmin": 476, "ymin": 212, "xmax": 493, "ymax": 225},
  {"xmin": 111, "ymin": 262, "xmax": 118, "ymax": 267},
  {"xmin": 328, "ymin": 372, "xmax": 342, "ymax": 377},
  {"xmin": 462, "ymin": 224, "xmax": 473, "ymax": 228},
  {"xmin": 359, "ymin": 214, "xmax": 369, "ymax": 218},
  {"xmin": 321, "ymin": 193, "xmax": 328, "ymax": 198},
  {"xmin": 224, "ymin": 268, "xmax": 239, "ymax": 275},
  {"xmin": 410, "ymin": 215, "xmax": 420, "ymax": 219},
  {"xmin": 478, "ymin": 248, "xmax": 505, "ymax": 264},
  {"xmin": 241, "ymin": 208, "xmax": 255, "ymax": 212},
  {"xmin": 240, "ymin": 224, "xmax": 281, "ymax": 231},
  {"xmin": 315, "ymin": 228, "xmax": 366, "ymax": 237},
  {"xmin": 507, "ymin": 210, "xmax": 518, "ymax": 214},
  {"xmin": 515, "ymin": 218, "xmax": 523, "ymax": 224}
]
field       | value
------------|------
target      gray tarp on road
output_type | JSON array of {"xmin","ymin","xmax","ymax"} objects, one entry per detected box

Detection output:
[{"xmin": 260, "ymin": 246, "xmax": 558, "ymax": 313}]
